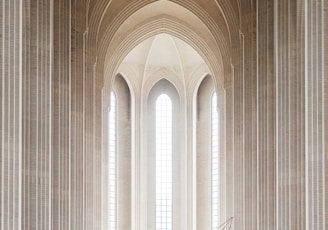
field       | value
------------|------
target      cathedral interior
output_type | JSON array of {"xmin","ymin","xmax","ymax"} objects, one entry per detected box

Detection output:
[{"xmin": 0, "ymin": 0, "xmax": 327, "ymax": 229}]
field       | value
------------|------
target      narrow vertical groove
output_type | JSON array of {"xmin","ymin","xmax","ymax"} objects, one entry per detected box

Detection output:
[
  {"xmin": 67, "ymin": 1, "xmax": 72, "ymax": 227},
  {"xmin": 18, "ymin": 0, "xmax": 23, "ymax": 228},
  {"xmin": 324, "ymin": 1, "xmax": 328, "ymax": 228},
  {"xmin": 0, "ymin": 0, "xmax": 4, "ymax": 227}
]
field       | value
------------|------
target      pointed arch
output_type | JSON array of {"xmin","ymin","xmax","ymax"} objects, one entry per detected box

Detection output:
[
  {"xmin": 104, "ymin": 74, "xmax": 133, "ymax": 230},
  {"xmin": 195, "ymin": 75, "xmax": 226, "ymax": 228},
  {"xmin": 143, "ymin": 69, "xmax": 184, "ymax": 103},
  {"xmin": 145, "ymin": 79, "xmax": 182, "ymax": 229}
]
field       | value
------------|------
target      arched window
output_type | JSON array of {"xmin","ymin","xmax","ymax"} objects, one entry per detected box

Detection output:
[
  {"xmin": 106, "ymin": 74, "xmax": 132, "ymax": 229},
  {"xmin": 108, "ymin": 92, "xmax": 117, "ymax": 230},
  {"xmin": 211, "ymin": 92, "xmax": 219, "ymax": 230},
  {"xmin": 196, "ymin": 76, "xmax": 224, "ymax": 229},
  {"xmin": 155, "ymin": 94, "xmax": 173, "ymax": 230}
]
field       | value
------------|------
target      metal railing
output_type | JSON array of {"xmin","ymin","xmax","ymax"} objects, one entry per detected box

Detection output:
[{"xmin": 217, "ymin": 217, "xmax": 234, "ymax": 229}]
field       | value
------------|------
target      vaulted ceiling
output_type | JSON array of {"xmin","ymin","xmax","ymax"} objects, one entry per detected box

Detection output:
[{"xmin": 81, "ymin": 0, "xmax": 245, "ymax": 93}]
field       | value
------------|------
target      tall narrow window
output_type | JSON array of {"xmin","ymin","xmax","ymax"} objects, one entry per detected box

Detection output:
[
  {"xmin": 211, "ymin": 92, "xmax": 219, "ymax": 230},
  {"xmin": 156, "ymin": 94, "xmax": 173, "ymax": 230},
  {"xmin": 108, "ymin": 92, "xmax": 117, "ymax": 230}
]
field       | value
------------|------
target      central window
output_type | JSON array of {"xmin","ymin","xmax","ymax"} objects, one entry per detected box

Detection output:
[{"xmin": 155, "ymin": 94, "xmax": 173, "ymax": 230}]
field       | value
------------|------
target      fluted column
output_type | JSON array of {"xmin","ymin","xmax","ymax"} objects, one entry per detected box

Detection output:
[
  {"xmin": 304, "ymin": 0, "xmax": 326, "ymax": 228},
  {"xmin": 70, "ymin": 0, "xmax": 87, "ymax": 229},
  {"xmin": 257, "ymin": 0, "xmax": 275, "ymax": 229},
  {"xmin": 231, "ymin": 32, "xmax": 245, "ymax": 230},
  {"xmin": 94, "ymin": 63, "xmax": 103, "ymax": 230},
  {"xmin": 231, "ymin": 1, "xmax": 277, "ymax": 229},
  {"xmin": 224, "ymin": 64, "xmax": 234, "ymax": 225},
  {"xmin": 21, "ymin": 0, "xmax": 53, "ymax": 229},
  {"xmin": 273, "ymin": 1, "xmax": 305, "ymax": 229},
  {"xmin": 274, "ymin": 0, "xmax": 327, "ymax": 229},
  {"xmin": 52, "ymin": 0, "xmax": 71, "ymax": 228},
  {"xmin": 0, "ymin": 0, "xmax": 23, "ymax": 229}
]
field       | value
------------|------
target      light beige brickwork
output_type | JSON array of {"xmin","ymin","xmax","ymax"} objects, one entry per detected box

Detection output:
[{"xmin": 0, "ymin": 0, "xmax": 327, "ymax": 229}]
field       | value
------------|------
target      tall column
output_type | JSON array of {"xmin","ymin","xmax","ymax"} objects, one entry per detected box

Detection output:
[
  {"xmin": 224, "ymin": 64, "xmax": 234, "ymax": 226},
  {"xmin": 70, "ymin": 0, "xmax": 89, "ymax": 229},
  {"xmin": 274, "ymin": 0, "xmax": 327, "ymax": 229},
  {"xmin": 114, "ymin": 76, "xmax": 132, "ymax": 230},
  {"xmin": 186, "ymin": 94, "xmax": 194, "ymax": 230},
  {"xmin": 21, "ymin": 0, "xmax": 54, "ymax": 229},
  {"xmin": 94, "ymin": 63, "xmax": 103, "ymax": 230},
  {"xmin": 196, "ymin": 77, "xmax": 214, "ymax": 230},
  {"xmin": 273, "ymin": 0, "xmax": 307, "ymax": 229},
  {"xmin": 232, "ymin": 0, "xmax": 276, "ymax": 228},
  {"xmin": 129, "ymin": 89, "xmax": 142, "ymax": 230},
  {"xmin": 52, "ymin": 0, "xmax": 71, "ymax": 228},
  {"xmin": 0, "ymin": 0, "xmax": 23, "ymax": 229},
  {"xmin": 231, "ymin": 33, "xmax": 245, "ymax": 230},
  {"xmin": 257, "ymin": 0, "xmax": 275, "ymax": 229},
  {"xmin": 304, "ymin": 0, "xmax": 326, "ymax": 228}
]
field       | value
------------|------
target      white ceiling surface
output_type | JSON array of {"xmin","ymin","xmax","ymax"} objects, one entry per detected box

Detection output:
[{"xmin": 119, "ymin": 33, "xmax": 208, "ymax": 84}]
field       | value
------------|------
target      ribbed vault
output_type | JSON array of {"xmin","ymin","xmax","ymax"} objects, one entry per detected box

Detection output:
[{"xmin": 85, "ymin": 0, "xmax": 240, "ymax": 92}]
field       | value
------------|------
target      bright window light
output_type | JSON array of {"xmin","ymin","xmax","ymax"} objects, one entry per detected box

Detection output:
[
  {"xmin": 211, "ymin": 92, "xmax": 219, "ymax": 230},
  {"xmin": 108, "ymin": 92, "xmax": 117, "ymax": 230},
  {"xmin": 155, "ymin": 94, "xmax": 173, "ymax": 230}
]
